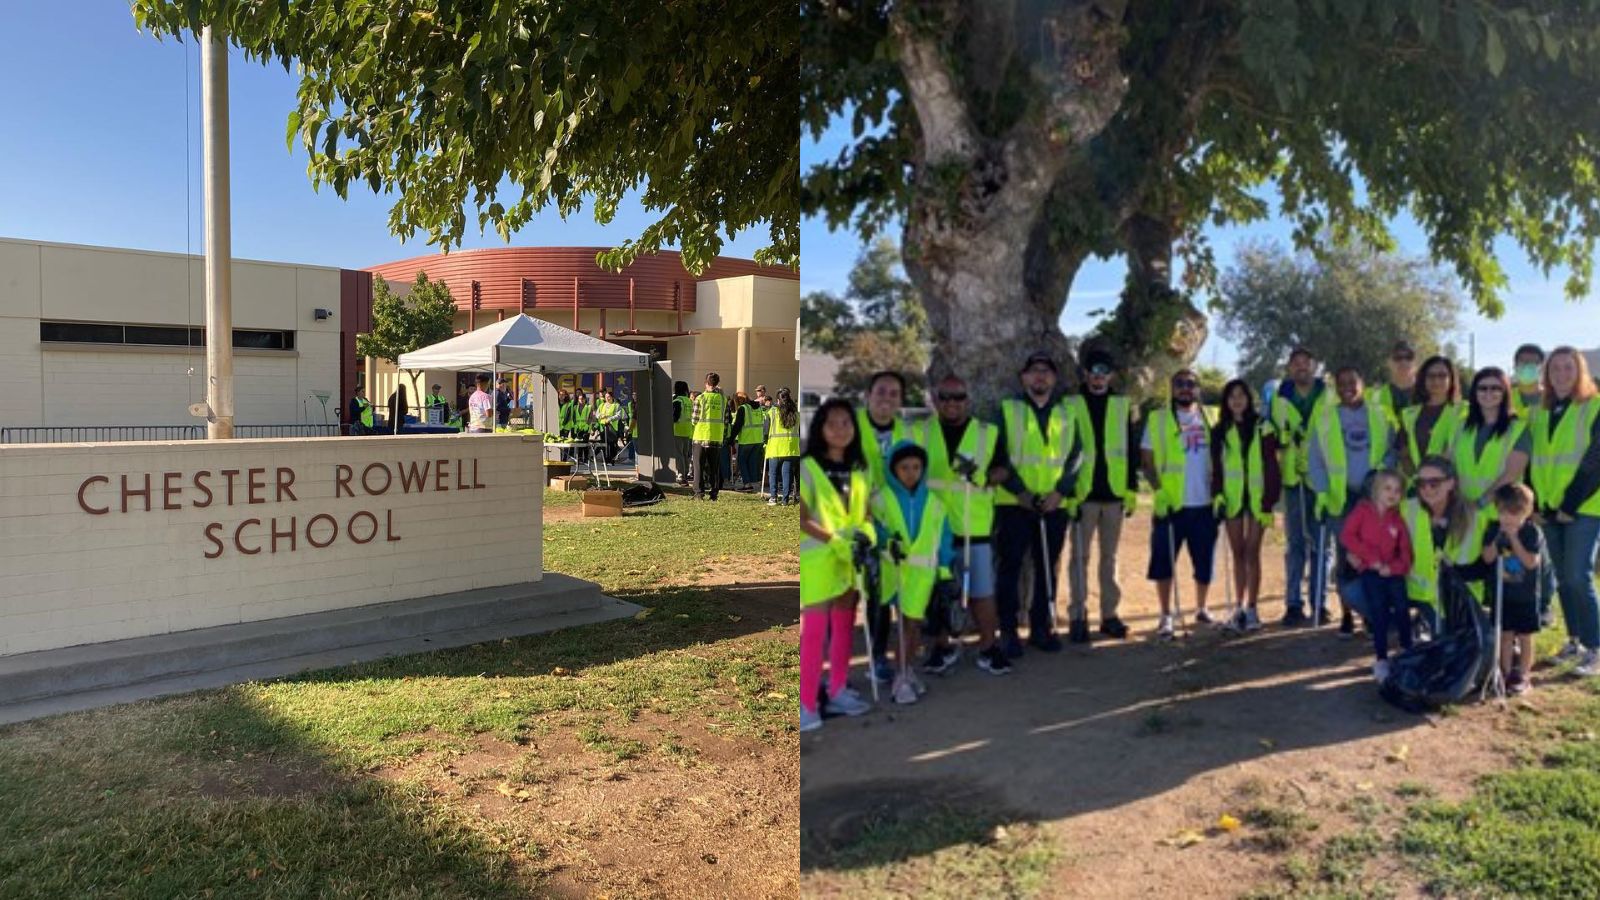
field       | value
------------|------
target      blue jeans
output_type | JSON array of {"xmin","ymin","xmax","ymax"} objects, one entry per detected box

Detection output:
[
  {"xmin": 1546, "ymin": 515, "xmax": 1600, "ymax": 649},
  {"xmin": 1360, "ymin": 572, "xmax": 1411, "ymax": 660},
  {"xmin": 766, "ymin": 456, "xmax": 797, "ymax": 501},
  {"xmin": 1284, "ymin": 484, "xmax": 1332, "ymax": 614},
  {"xmin": 738, "ymin": 444, "xmax": 765, "ymax": 486}
]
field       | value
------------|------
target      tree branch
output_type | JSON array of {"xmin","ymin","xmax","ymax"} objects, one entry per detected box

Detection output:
[{"xmin": 890, "ymin": 5, "xmax": 978, "ymax": 167}]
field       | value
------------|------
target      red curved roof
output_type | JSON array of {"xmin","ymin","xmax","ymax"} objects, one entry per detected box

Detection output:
[{"xmin": 365, "ymin": 247, "xmax": 796, "ymax": 314}]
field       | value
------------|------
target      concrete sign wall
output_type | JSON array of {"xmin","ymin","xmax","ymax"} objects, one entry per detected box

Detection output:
[{"xmin": 0, "ymin": 434, "xmax": 542, "ymax": 656}]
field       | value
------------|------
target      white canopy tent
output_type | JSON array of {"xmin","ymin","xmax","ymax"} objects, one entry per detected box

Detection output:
[{"xmin": 397, "ymin": 315, "xmax": 650, "ymax": 480}]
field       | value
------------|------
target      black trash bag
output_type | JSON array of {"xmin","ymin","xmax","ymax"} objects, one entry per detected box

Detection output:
[
  {"xmin": 1379, "ymin": 568, "xmax": 1495, "ymax": 714},
  {"xmin": 618, "ymin": 480, "xmax": 666, "ymax": 507}
]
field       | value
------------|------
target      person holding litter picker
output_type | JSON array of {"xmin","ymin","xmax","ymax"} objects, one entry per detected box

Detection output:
[
  {"xmin": 797, "ymin": 398, "xmax": 878, "ymax": 733},
  {"xmin": 870, "ymin": 442, "xmax": 956, "ymax": 705},
  {"xmin": 912, "ymin": 374, "xmax": 1010, "ymax": 675},
  {"xmin": 1479, "ymin": 483, "xmax": 1546, "ymax": 695},
  {"xmin": 989, "ymin": 351, "xmax": 1080, "ymax": 658},
  {"xmin": 1142, "ymin": 369, "xmax": 1219, "ymax": 638}
]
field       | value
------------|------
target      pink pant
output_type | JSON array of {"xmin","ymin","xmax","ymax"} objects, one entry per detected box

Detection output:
[{"xmin": 800, "ymin": 605, "xmax": 856, "ymax": 713}]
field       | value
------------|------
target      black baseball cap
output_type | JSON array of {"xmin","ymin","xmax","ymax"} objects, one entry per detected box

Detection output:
[
  {"xmin": 1021, "ymin": 351, "xmax": 1058, "ymax": 373},
  {"xmin": 1390, "ymin": 340, "xmax": 1416, "ymax": 360}
]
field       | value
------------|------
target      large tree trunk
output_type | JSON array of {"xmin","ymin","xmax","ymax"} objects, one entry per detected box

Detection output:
[{"xmin": 1086, "ymin": 212, "xmax": 1210, "ymax": 398}]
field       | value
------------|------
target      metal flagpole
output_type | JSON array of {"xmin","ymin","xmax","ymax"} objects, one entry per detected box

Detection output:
[{"xmin": 201, "ymin": 26, "xmax": 233, "ymax": 439}]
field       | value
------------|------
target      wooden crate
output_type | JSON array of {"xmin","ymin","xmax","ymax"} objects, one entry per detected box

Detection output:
[
  {"xmin": 553, "ymin": 474, "xmax": 591, "ymax": 492},
  {"xmin": 581, "ymin": 489, "xmax": 623, "ymax": 518}
]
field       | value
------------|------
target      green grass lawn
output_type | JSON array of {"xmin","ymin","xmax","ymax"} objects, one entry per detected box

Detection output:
[{"xmin": 0, "ymin": 490, "xmax": 799, "ymax": 898}]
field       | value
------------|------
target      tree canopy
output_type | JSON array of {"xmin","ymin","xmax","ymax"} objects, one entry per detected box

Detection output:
[
  {"xmin": 357, "ymin": 271, "xmax": 459, "ymax": 369},
  {"xmin": 802, "ymin": 0, "xmax": 1600, "ymax": 409},
  {"xmin": 133, "ymin": 0, "xmax": 797, "ymax": 274},
  {"xmin": 801, "ymin": 238, "xmax": 931, "ymax": 403},
  {"xmin": 1216, "ymin": 239, "xmax": 1464, "ymax": 389}
]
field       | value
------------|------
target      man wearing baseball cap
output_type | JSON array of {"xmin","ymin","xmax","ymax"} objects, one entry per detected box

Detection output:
[
  {"xmin": 1370, "ymin": 340, "xmax": 1417, "ymax": 432},
  {"xmin": 986, "ymin": 350, "xmax": 1080, "ymax": 656},
  {"xmin": 1063, "ymin": 348, "xmax": 1139, "ymax": 642}
]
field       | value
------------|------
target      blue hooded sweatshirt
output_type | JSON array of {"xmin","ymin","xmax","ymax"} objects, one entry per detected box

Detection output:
[{"xmin": 877, "ymin": 440, "xmax": 955, "ymax": 570}]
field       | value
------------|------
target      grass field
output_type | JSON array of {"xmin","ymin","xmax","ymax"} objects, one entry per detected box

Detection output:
[{"xmin": 0, "ymin": 489, "xmax": 800, "ymax": 898}]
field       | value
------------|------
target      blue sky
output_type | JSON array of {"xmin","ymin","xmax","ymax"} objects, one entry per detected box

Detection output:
[
  {"xmin": 802, "ymin": 111, "xmax": 1600, "ymax": 373},
  {"xmin": 0, "ymin": 2, "xmax": 770, "ymax": 271}
]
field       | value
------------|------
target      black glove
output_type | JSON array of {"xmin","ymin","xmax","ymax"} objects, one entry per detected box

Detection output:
[
  {"xmin": 1496, "ymin": 533, "xmax": 1514, "ymax": 553},
  {"xmin": 889, "ymin": 537, "xmax": 908, "ymax": 564},
  {"xmin": 950, "ymin": 454, "xmax": 979, "ymax": 481},
  {"xmin": 851, "ymin": 530, "xmax": 874, "ymax": 567}
]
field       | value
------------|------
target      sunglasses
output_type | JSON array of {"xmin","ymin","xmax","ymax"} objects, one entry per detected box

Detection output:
[
  {"xmin": 1173, "ymin": 379, "xmax": 1199, "ymax": 389},
  {"xmin": 936, "ymin": 392, "xmax": 968, "ymax": 402},
  {"xmin": 1476, "ymin": 384, "xmax": 1505, "ymax": 393},
  {"xmin": 1089, "ymin": 365, "xmax": 1113, "ymax": 377},
  {"xmin": 1391, "ymin": 354, "xmax": 1415, "ymax": 362},
  {"xmin": 1417, "ymin": 477, "xmax": 1449, "ymax": 489}
]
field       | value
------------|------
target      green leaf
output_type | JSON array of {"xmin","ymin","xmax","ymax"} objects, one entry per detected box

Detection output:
[
  {"xmin": 284, "ymin": 110, "xmax": 301, "ymax": 152},
  {"xmin": 1486, "ymin": 24, "xmax": 1506, "ymax": 76}
]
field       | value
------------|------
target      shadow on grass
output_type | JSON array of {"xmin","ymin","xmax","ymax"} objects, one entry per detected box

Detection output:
[{"xmin": 0, "ymin": 688, "xmax": 540, "ymax": 898}]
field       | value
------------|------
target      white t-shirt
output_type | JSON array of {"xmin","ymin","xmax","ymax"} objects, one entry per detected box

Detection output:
[
  {"xmin": 468, "ymin": 389, "xmax": 494, "ymax": 432},
  {"xmin": 1141, "ymin": 406, "xmax": 1211, "ymax": 508}
]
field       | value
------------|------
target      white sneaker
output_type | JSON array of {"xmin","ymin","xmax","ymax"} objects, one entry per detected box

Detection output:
[
  {"xmin": 1577, "ymin": 649, "xmax": 1600, "ymax": 677},
  {"xmin": 891, "ymin": 677, "xmax": 919, "ymax": 705},
  {"xmin": 800, "ymin": 705, "xmax": 823, "ymax": 732},
  {"xmin": 1156, "ymin": 615, "xmax": 1174, "ymax": 639},
  {"xmin": 1244, "ymin": 608, "xmax": 1263, "ymax": 631},
  {"xmin": 1556, "ymin": 639, "xmax": 1583, "ymax": 663},
  {"xmin": 825, "ymin": 687, "xmax": 873, "ymax": 716},
  {"xmin": 1373, "ymin": 659, "xmax": 1392, "ymax": 683}
]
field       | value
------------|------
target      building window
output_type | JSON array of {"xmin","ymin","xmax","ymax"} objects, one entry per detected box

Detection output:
[{"xmin": 40, "ymin": 322, "xmax": 295, "ymax": 351}]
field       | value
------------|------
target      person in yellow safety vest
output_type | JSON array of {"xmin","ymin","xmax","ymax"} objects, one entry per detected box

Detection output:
[
  {"xmin": 347, "ymin": 387, "xmax": 375, "ymax": 436},
  {"xmin": 1062, "ymin": 349, "xmax": 1140, "ymax": 644},
  {"xmin": 1307, "ymin": 366, "xmax": 1396, "ymax": 636},
  {"xmin": 870, "ymin": 442, "xmax": 956, "ymax": 706},
  {"xmin": 1270, "ymin": 346, "xmax": 1328, "ymax": 626},
  {"xmin": 1399, "ymin": 355, "xmax": 1464, "ymax": 485},
  {"xmin": 1396, "ymin": 456, "xmax": 1490, "ymax": 638},
  {"xmin": 424, "ymin": 383, "xmax": 450, "ymax": 427},
  {"xmin": 912, "ymin": 374, "xmax": 1011, "ymax": 676},
  {"xmin": 1510, "ymin": 343, "xmax": 1545, "ymax": 419},
  {"xmin": 1453, "ymin": 367, "xmax": 1530, "ymax": 508},
  {"xmin": 690, "ymin": 373, "xmax": 728, "ymax": 501},
  {"xmin": 797, "ymin": 398, "xmax": 877, "ymax": 732},
  {"xmin": 1528, "ymin": 346, "xmax": 1600, "ymax": 673},
  {"xmin": 1141, "ymin": 369, "xmax": 1220, "ymax": 638},
  {"xmin": 595, "ymin": 389, "xmax": 625, "ymax": 463},
  {"xmin": 764, "ymin": 388, "xmax": 802, "ymax": 506},
  {"xmin": 572, "ymin": 389, "xmax": 594, "ymax": 439},
  {"xmin": 734, "ymin": 396, "xmax": 767, "ymax": 491},
  {"xmin": 1369, "ymin": 340, "xmax": 1418, "ymax": 433},
  {"xmin": 988, "ymin": 351, "xmax": 1079, "ymax": 658},
  {"xmin": 857, "ymin": 370, "xmax": 911, "ymax": 684},
  {"xmin": 671, "ymin": 381, "xmax": 693, "ymax": 486},
  {"xmin": 1210, "ymin": 379, "xmax": 1283, "ymax": 634}
]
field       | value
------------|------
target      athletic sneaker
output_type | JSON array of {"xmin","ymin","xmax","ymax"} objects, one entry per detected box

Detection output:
[
  {"xmin": 1507, "ymin": 668, "xmax": 1529, "ymax": 695},
  {"xmin": 1373, "ymin": 659, "xmax": 1392, "ymax": 683},
  {"xmin": 871, "ymin": 657, "xmax": 895, "ymax": 684},
  {"xmin": 1576, "ymin": 649, "xmax": 1600, "ymax": 677},
  {"xmin": 800, "ymin": 705, "xmax": 823, "ymax": 732},
  {"xmin": 1555, "ymin": 639, "xmax": 1583, "ymax": 663},
  {"xmin": 1030, "ymin": 633, "xmax": 1064, "ymax": 653},
  {"xmin": 1068, "ymin": 618, "xmax": 1091, "ymax": 644},
  {"xmin": 976, "ymin": 646, "xmax": 1013, "ymax": 675},
  {"xmin": 767, "ymin": 498, "xmax": 778, "ymax": 507},
  {"xmin": 1281, "ymin": 607, "xmax": 1309, "ymax": 628},
  {"xmin": 1194, "ymin": 608, "xmax": 1214, "ymax": 625},
  {"xmin": 1099, "ymin": 617, "xmax": 1130, "ymax": 639},
  {"xmin": 922, "ymin": 645, "xmax": 960, "ymax": 675},
  {"xmin": 1156, "ymin": 615, "xmax": 1175, "ymax": 639},
  {"xmin": 1244, "ymin": 608, "xmax": 1263, "ymax": 631},
  {"xmin": 825, "ymin": 686, "xmax": 873, "ymax": 716},
  {"xmin": 908, "ymin": 669, "xmax": 928, "ymax": 695},
  {"xmin": 891, "ymin": 677, "xmax": 919, "ymax": 705},
  {"xmin": 1001, "ymin": 633, "xmax": 1026, "ymax": 659}
]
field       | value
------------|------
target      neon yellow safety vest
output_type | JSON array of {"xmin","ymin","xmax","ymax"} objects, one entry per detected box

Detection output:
[
  {"xmin": 1452, "ymin": 419, "xmax": 1528, "ymax": 505},
  {"xmin": 995, "ymin": 398, "xmax": 1075, "ymax": 506},
  {"xmin": 857, "ymin": 409, "xmax": 909, "ymax": 489},
  {"xmin": 1310, "ymin": 400, "xmax": 1390, "ymax": 518},
  {"xmin": 1511, "ymin": 389, "xmax": 1541, "ymax": 419},
  {"xmin": 576, "ymin": 401, "xmax": 593, "ymax": 429},
  {"xmin": 1368, "ymin": 384, "xmax": 1408, "ymax": 433},
  {"xmin": 353, "ymin": 397, "xmax": 374, "ymax": 428},
  {"xmin": 1147, "ymin": 404, "xmax": 1213, "ymax": 516},
  {"xmin": 1219, "ymin": 421, "xmax": 1272, "ymax": 525},
  {"xmin": 627, "ymin": 401, "xmax": 637, "ymax": 437},
  {"xmin": 870, "ymin": 488, "xmax": 950, "ymax": 620},
  {"xmin": 912, "ymin": 417, "xmax": 999, "ymax": 538},
  {"xmin": 765, "ymin": 407, "xmax": 800, "ymax": 457},
  {"xmin": 1529, "ymin": 397, "xmax": 1600, "ymax": 516},
  {"xmin": 799, "ymin": 457, "xmax": 875, "ymax": 607},
  {"xmin": 737, "ymin": 405, "xmax": 765, "ymax": 445},
  {"xmin": 1270, "ymin": 385, "xmax": 1319, "ymax": 487},
  {"xmin": 692, "ymin": 390, "xmax": 727, "ymax": 443},
  {"xmin": 1064, "ymin": 394, "xmax": 1133, "ymax": 508},
  {"xmin": 672, "ymin": 396, "xmax": 692, "ymax": 438},
  {"xmin": 1401, "ymin": 403, "xmax": 1463, "ymax": 472},
  {"xmin": 1403, "ymin": 499, "xmax": 1488, "ymax": 609}
]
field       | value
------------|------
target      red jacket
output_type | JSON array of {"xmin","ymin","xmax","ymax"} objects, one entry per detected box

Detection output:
[{"xmin": 1340, "ymin": 500, "xmax": 1413, "ymax": 576}]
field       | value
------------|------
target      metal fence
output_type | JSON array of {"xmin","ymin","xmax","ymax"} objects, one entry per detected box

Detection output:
[{"xmin": 0, "ymin": 424, "xmax": 340, "ymax": 444}]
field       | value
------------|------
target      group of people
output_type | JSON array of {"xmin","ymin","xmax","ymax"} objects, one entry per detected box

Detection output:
[
  {"xmin": 670, "ymin": 375, "xmax": 802, "ymax": 504},
  {"xmin": 346, "ymin": 376, "xmax": 516, "ymax": 435},
  {"xmin": 555, "ymin": 385, "xmax": 636, "ymax": 462},
  {"xmin": 797, "ymin": 341, "xmax": 1600, "ymax": 732}
]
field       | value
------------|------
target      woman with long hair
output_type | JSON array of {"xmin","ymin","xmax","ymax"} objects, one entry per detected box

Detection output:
[
  {"xmin": 1529, "ymin": 346, "xmax": 1600, "ymax": 672},
  {"xmin": 1209, "ymin": 379, "xmax": 1281, "ymax": 631},
  {"xmin": 1400, "ymin": 355, "xmax": 1464, "ymax": 483},
  {"xmin": 1399, "ymin": 455, "xmax": 1488, "ymax": 638},
  {"xmin": 1453, "ymin": 367, "xmax": 1530, "ymax": 507},
  {"xmin": 798, "ymin": 398, "xmax": 876, "ymax": 732},
  {"xmin": 765, "ymin": 388, "xmax": 801, "ymax": 506}
]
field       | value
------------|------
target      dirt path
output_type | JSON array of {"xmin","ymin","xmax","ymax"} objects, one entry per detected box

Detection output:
[{"xmin": 800, "ymin": 515, "xmax": 1536, "ymax": 898}]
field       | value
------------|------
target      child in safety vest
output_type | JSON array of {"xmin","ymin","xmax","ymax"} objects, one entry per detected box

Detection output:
[
  {"xmin": 798, "ymin": 399, "xmax": 877, "ymax": 733},
  {"xmin": 871, "ymin": 441, "xmax": 955, "ymax": 706},
  {"xmin": 1480, "ymin": 482, "xmax": 1545, "ymax": 695},
  {"xmin": 1340, "ymin": 469, "xmax": 1413, "ymax": 683}
]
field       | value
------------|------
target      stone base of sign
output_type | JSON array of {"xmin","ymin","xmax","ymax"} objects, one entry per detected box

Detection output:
[{"xmin": 0, "ymin": 572, "xmax": 635, "ymax": 725}]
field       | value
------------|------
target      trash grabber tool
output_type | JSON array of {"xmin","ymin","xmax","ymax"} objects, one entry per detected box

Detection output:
[
  {"xmin": 1311, "ymin": 505, "xmax": 1329, "ymax": 630},
  {"xmin": 1036, "ymin": 508, "xmax": 1058, "ymax": 637},
  {"xmin": 1220, "ymin": 516, "xmax": 1238, "ymax": 630},
  {"xmin": 1482, "ymin": 551, "xmax": 1507, "ymax": 703},
  {"xmin": 1167, "ymin": 515, "xmax": 1188, "ymax": 638},
  {"xmin": 852, "ymin": 535, "xmax": 881, "ymax": 703}
]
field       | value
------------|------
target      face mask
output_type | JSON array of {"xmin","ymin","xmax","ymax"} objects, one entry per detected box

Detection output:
[{"xmin": 1516, "ymin": 364, "xmax": 1540, "ymax": 386}]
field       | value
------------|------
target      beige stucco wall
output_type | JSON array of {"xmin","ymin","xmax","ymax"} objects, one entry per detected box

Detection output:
[
  {"xmin": 0, "ymin": 433, "xmax": 542, "ymax": 656},
  {"xmin": 0, "ymin": 237, "xmax": 342, "ymax": 428}
]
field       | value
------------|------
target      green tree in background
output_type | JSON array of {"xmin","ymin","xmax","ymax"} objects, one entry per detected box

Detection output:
[
  {"xmin": 357, "ymin": 272, "xmax": 459, "ymax": 416},
  {"xmin": 132, "ymin": 1, "xmax": 797, "ymax": 274},
  {"xmin": 801, "ymin": 238, "xmax": 930, "ymax": 404},
  {"xmin": 1215, "ymin": 240, "xmax": 1464, "ymax": 389}
]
